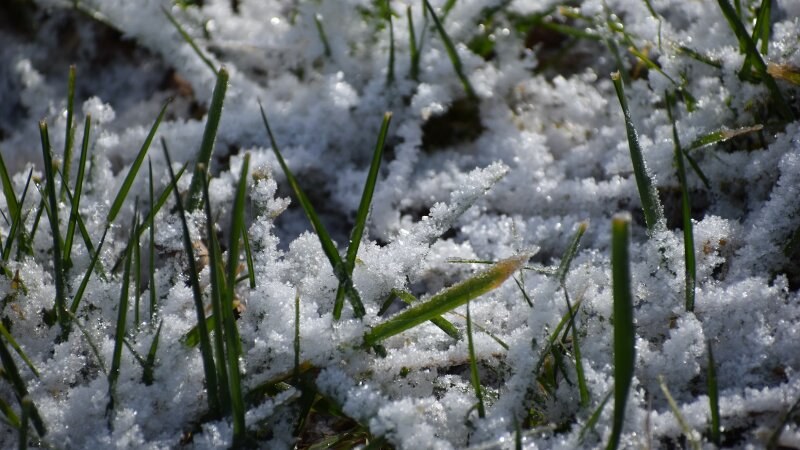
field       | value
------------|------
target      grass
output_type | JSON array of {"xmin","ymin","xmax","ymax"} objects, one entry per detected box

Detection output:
[
  {"xmin": 608, "ymin": 213, "xmax": 635, "ymax": 450},
  {"xmin": 1, "ymin": 2, "xmax": 798, "ymax": 448}
]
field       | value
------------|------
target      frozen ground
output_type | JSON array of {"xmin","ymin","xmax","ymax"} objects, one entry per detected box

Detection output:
[{"xmin": 1, "ymin": 0, "xmax": 800, "ymax": 448}]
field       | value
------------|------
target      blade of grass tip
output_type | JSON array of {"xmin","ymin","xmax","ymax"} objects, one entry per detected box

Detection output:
[
  {"xmin": 60, "ymin": 65, "xmax": 76, "ymax": 203},
  {"xmin": 107, "ymin": 99, "xmax": 171, "ymax": 226},
  {"xmin": 686, "ymin": 124, "xmax": 763, "ymax": 151},
  {"xmin": 63, "ymin": 116, "xmax": 92, "ymax": 270},
  {"xmin": 313, "ymin": 13, "xmax": 332, "ymax": 58},
  {"xmin": 39, "ymin": 121, "xmax": 69, "ymax": 336},
  {"xmin": 407, "ymin": 6, "xmax": 419, "ymax": 81},
  {"xmin": 364, "ymin": 254, "xmax": 528, "ymax": 347},
  {"xmin": 607, "ymin": 212, "xmax": 635, "ymax": 450},
  {"xmin": 466, "ymin": 302, "xmax": 486, "ymax": 418},
  {"xmin": 143, "ymin": 320, "xmax": 163, "ymax": 385},
  {"xmin": 259, "ymin": 103, "xmax": 366, "ymax": 318},
  {"xmin": 666, "ymin": 92, "xmax": 696, "ymax": 312},
  {"xmin": 0, "ymin": 335, "xmax": 46, "ymax": 437},
  {"xmin": 106, "ymin": 202, "xmax": 137, "ymax": 421},
  {"xmin": 706, "ymin": 341, "xmax": 721, "ymax": 446},
  {"xmin": 147, "ymin": 158, "xmax": 157, "ymax": 322},
  {"xmin": 611, "ymin": 72, "xmax": 665, "ymax": 234},
  {"xmin": 659, "ymin": 375, "xmax": 702, "ymax": 450},
  {"xmin": 185, "ymin": 68, "xmax": 228, "ymax": 212},
  {"xmin": 200, "ymin": 168, "xmax": 232, "ymax": 415},
  {"xmin": 224, "ymin": 154, "xmax": 248, "ymax": 444},
  {"xmin": 0, "ymin": 322, "xmax": 39, "ymax": 377},
  {"xmin": 386, "ymin": 2, "xmax": 395, "ymax": 85},
  {"xmin": 333, "ymin": 112, "xmax": 392, "ymax": 319},
  {"xmin": 162, "ymin": 6, "xmax": 218, "ymax": 75},
  {"xmin": 392, "ymin": 289, "xmax": 461, "ymax": 340},
  {"xmin": 423, "ymin": 0, "xmax": 477, "ymax": 101},
  {"xmin": 3, "ymin": 170, "xmax": 32, "ymax": 262},
  {"xmin": 0, "ymin": 149, "xmax": 19, "ymax": 221},
  {"xmin": 163, "ymin": 139, "xmax": 221, "ymax": 417},
  {"xmin": 716, "ymin": 0, "xmax": 794, "ymax": 121}
]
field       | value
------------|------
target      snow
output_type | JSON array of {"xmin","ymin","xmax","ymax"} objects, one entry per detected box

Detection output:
[{"xmin": 1, "ymin": 0, "xmax": 800, "ymax": 448}]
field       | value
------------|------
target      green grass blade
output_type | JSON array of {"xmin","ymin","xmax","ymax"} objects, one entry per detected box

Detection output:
[
  {"xmin": 106, "ymin": 203, "xmax": 136, "ymax": 419},
  {"xmin": 39, "ymin": 121, "xmax": 69, "ymax": 335},
  {"xmin": 294, "ymin": 289, "xmax": 301, "ymax": 379},
  {"xmin": 666, "ymin": 93, "xmax": 696, "ymax": 312},
  {"xmin": 313, "ymin": 13, "xmax": 332, "ymax": 58},
  {"xmin": 143, "ymin": 320, "xmax": 163, "ymax": 385},
  {"xmin": 611, "ymin": 72, "xmax": 665, "ymax": 234},
  {"xmin": 767, "ymin": 395, "xmax": 800, "ymax": 449},
  {"xmin": 676, "ymin": 45, "xmax": 722, "ymax": 68},
  {"xmin": 186, "ymin": 67, "xmax": 229, "ymax": 212},
  {"xmin": 391, "ymin": 289, "xmax": 461, "ymax": 340},
  {"xmin": 466, "ymin": 302, "xmax": 485, "ymax": 418},
  {"xmin": 578, "ymin": 388, "xmax": 613, "ymax": 443},
  {"xmin": 19, "ymin": 396, "xmax": 31, "ymax": 450},
  {"xmin": 0, "ymin": 396, "xmax": 20, "ymax": 430},
  {"xmin": 224, "ymin": 154, "xmax": 249, "ymax": 445},
  {"xmin": 407, "ymin": 6, "xmax": 420, "ymax": 81},
  {"xmin": 63, "ymin": 116, "xmax": 92, "ymax": 270},
  {"xmin": 148, "ymin": 159, "xmax": 157, "ymax": 322},
  {"xmin": 742, "ymin": 0, "xmax": 771, "ymax": 76},
  {"xmin": 0, "ymin": 322, "xmax": 38, "ymax": 378},
  {"xmin": 716, "ymin": 0, "xmax": 794, "ymax": 121},
  {"xmin": 200, "ymin": 168, "xmax": 232, "ymax": 415},
  {"xmin": 241, "ymin": 224, "xmax": 255, "ymax": 289},
  {"xmin": 659, "ymin": 375, "xmax": 702, "ymax": 450},
  {"xmin": 107, "ymin": 99, "xmax": 171, "ymax": 225},
  {"xmin": 133, "ymin": 209, "xmax": 142, "ymax": 327},
  {"xmin": 137, "ymin": 163, "xmax": 187, "ymax": 243},
  {"xmin": 363, "ymin": 254, "xmax": 528, "ymax": 347},
  {"xmin": 0, "ymin": 332, "xmax": 46, "ymax": 437},
  {"xmin": 58, "ymin": 167, "xmax": 106, "ymax": 279},
  {"xmin": 386, "ymin": 3, "xmax": 395, "ymax": 85},
  {"xmin": 423, "ymin": 0, "xmax": 477, "ymax": 100},
  {"xmin": 60, "ymin": 65, "xmax": 76, "ymax": 202},
  {"xmin": 63, "ymin": 309, "xmax": 107, "ymax": 375},
  {"xmin": 259, "ymin": 103, "xmax": 366, "ymax": 318},
  {"xmin": 333, "ymin": 112, "xmax": 392, "ymax": 319},
  {"xmin": 682, "ymin": 150, "xmax": 711, "ymax": 190},
  {"xmin": 163, "ymin": 139, "xmax": 221, "ymax": 417},
  {"xmin": 513, "ymin": 276, "xmax": 534, "ymax": 307},
  {"xmin": 707, "ymin": 341, "xmax": 721, "ymax": 446},
  {"xmin": 3, "ymin": 170, "xmax": 32, "ymax": 262},
  {"xmin": 607, "ymin": 213, "xmax": 635, "ymax": 450},
  {"xmin": 0, "ymin": 149, "xmax": 19, "ymax": 221},
  {"xmin": 686, "ymin": 124, "xmax": 763, "ymax": 151},
  {"xmin": 162, "ymin": 6, "xmax": 218, "ymax": 75},
  {"xmin": 558, "ymin": 221, "xmax": 589, "ymax": 407},
  {"xmin": 69, "ymin": 227, "xmax": 108, "ymax": 313}
]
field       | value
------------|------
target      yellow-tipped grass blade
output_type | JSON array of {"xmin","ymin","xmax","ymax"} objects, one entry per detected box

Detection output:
[{"xmin": 363, "ymin": 254, "xmax": 529, "ymax": 347}]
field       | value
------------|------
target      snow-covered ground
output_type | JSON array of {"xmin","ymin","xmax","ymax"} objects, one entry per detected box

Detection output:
[{"xmin": 1, "ymin": 0, "xmax": 800, "ymax": 448}]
